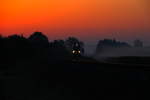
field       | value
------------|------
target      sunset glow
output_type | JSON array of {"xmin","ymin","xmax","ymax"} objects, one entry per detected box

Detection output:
[{"xmin": 0, "ymin": 0, "xmax": 150, "ymax": 41}]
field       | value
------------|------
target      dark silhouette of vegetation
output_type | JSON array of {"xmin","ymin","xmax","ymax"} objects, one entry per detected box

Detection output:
[
  {"xmin": 0, "ymin": 32, "xmax": 86, "ymax": 69},
  {"xmin": 96, "ymin": 39, "xmax": 131, "ymax": 53},
  {"xmin": 28, "ymin": 32, "xmax": 49, "ymax": 48},
  {"xmin": 49, "ymin": 40, "xmax": 71, "ymax": 60}
]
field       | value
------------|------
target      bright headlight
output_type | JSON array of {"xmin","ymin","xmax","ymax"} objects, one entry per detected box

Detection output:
[
  {"xmin": 72, "ymin": 50, "xmax": 75, "ymax": 54},
  {"xmin": 78, "ymin": 51, "xmax": 81, "ymax": 53}
]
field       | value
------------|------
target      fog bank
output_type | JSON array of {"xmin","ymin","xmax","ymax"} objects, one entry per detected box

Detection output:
[{"xmin": 94, "ymin": 47, "xmax": 150, "ymax": 59}]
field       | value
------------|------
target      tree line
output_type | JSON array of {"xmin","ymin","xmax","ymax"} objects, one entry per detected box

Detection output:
[
  {"xmin": 0, "ymin": 32, "xmax": 84, "ymax": 67},
  {"xmin": 0, "ymin": 31, "xmax": 134, "ymax": 66}
]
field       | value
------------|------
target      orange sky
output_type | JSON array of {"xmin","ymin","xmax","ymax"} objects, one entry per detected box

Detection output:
[{"xmin": 0, "ymin": 0, "xmax": 150, "ymax": 42}]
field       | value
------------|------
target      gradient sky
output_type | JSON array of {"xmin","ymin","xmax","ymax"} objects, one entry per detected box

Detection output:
[{"xmin": 0, "ymin": 0, "xmax": 150, "ymax": 44}]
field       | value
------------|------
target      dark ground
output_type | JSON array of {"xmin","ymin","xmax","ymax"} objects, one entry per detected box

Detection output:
[{"xmin": 1, "ymin": 57, "xmax": 150, "ymax": 100}]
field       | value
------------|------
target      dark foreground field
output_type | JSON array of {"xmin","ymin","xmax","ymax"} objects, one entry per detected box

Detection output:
[{"xmin": 1, "ymin": 57, "xmax": 150, "ymax": 100}]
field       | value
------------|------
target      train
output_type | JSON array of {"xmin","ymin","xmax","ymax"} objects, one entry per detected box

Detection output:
[{"xmin": 72, "ymin": 42, "xmax": 84, "ymax": 57}]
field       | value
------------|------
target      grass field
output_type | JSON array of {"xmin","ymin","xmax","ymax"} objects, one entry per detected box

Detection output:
[{"xmin": 1, "ymin": 57, "xmax": 150, "ymax": 100}]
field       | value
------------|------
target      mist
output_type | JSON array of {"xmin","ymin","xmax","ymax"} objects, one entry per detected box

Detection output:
[{"xmin": 93, "ymin": 47, "xmax": 150, "ymax": 60}]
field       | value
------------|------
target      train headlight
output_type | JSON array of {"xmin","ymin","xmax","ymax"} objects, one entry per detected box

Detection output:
[
  {"xmin": 78, "ymin": 51, "xmax": 81, "ymax": 53},
  {"xmin": 72, "ymin": 50, "xmax": 75, "ymax": 54}
]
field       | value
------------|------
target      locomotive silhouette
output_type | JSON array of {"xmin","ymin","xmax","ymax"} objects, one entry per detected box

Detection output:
[{"xmin": 72, "ymin": 42, "xmax": 84, "ymax": 57}]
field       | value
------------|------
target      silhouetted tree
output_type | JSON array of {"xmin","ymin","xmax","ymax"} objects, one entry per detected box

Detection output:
[
  {"xmin": 0, "ymin": 35, "xmax": 5, "ymax": 64},
  {"xmin": 0, "ymin": 33, "xmax": 86, "ymax": 70},
  {"xmin": 6, "ymin": 35, "xmax": 30, "ymax": 61},
  {"xmin": 0, "ymin": 35, "xmax": 4, "ymax": 46},
  {"xmin": 50, "ymin": 40, "xmax": 65, "ymax": 48},
  {"xmin": 49, "ymin": 40, "xmax": 70, "ymax": 60},
  {"xmin": 28, "ymin": 32, "xmax": 49, "ymax": 48},
  {"xmin": 96, "ymin": 39, "xmax": 130, "ymax": 53}
]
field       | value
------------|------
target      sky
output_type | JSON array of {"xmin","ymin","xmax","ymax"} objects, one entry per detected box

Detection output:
[{"xmin": 0, "ymin": 0, "xmax": 150, "ymax": 44}]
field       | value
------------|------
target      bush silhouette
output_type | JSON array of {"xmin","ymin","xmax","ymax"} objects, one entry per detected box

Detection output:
[
  {"xmin": 96, "ymin": 39, "xmax": 131, "ymax": 53},
  {"xmin": 28, "ymin": 32, "xmax": 49, "ymax": 48}
]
